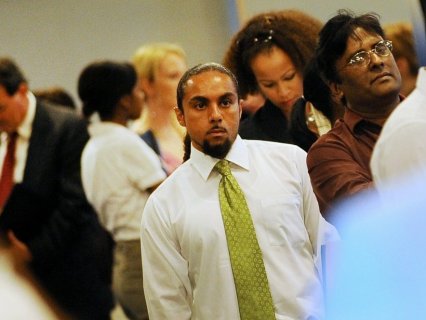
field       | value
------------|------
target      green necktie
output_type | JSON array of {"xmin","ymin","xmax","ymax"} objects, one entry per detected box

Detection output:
[{"xmin": 215, "ymin": 160, "xmax": 275, "ymax": 320}]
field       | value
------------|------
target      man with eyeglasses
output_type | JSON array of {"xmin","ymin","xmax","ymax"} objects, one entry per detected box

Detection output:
[{"xmin": 306, "ymin": 10, "xmax": 402, "ymax": 217}]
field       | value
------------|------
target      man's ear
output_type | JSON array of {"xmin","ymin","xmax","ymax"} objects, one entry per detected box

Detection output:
[
  {"xmin": 174, "ymin": 106, "xmax": 186, "ymax": 127},
  {"xmin": 238, "ymin": 98, "xmax": 243, "ymax": 119},
  {"xmin": 15, "ymin": 83, "xmax": 29, "ymax": 107},
  {"xmin": 17, "ymin": 83, "xmax": 28, "ymax": 96},
  {"xmin": 329, "ymin": 81, "xmax": 345, "ymax": 105}
]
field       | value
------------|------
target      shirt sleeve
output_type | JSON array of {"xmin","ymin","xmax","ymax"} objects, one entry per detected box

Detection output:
[
  {"xmin": 141, "ymin": 195, "xmax": 192, "ymax": 320},
  {"xmin": 295, "ymin": 148, "xmax": 339, "ymax": 281},
  {"xmin": 307, "ymin": 139, "xmax": 373, "ymax": 215},
  {"xmin": 371, "ymin": 122, "xmax": 426, "ymax": 188},
  {"xmin": 125, "ymin": 140, "xmax": 166, "ymax": 190}
]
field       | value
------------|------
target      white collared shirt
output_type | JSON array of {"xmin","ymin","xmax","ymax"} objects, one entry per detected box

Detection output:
[
  {"xmin": 0, "ymin": 92, "xmax": 36, "ymax": 184},
  {"xmin": 141, "ymin": 136, "xmax": 336, "ymax": 320},
  {"xmin": 81, "ymin": 121, "xmax": 166, "ymax": 241},
  {"xmin": 371, "ymin": 67, "xmax": 426, "ymax": 189}
]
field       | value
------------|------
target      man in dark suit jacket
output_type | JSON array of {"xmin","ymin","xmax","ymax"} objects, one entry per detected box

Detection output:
[{"xmin": 0, "ymin": 57, "xmax": 114, "ymax": 319}]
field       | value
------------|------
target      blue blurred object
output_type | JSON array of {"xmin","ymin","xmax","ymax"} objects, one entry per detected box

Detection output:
[{"xmin": 326, "ymin": 175, "xmax": 426, "ymax": 319}]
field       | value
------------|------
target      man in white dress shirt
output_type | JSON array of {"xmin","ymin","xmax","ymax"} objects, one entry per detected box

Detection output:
[
  {"xmin": 141, "ymin": 62, "xmax": 336, "ymax": 320},
  {"xmin": 371, "ymin": 67, "xmax": 426, "ymax": 189}
]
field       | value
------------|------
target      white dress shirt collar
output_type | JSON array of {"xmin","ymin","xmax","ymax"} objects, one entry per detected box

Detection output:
[
  {"xmin": 88, "ymin": 121, "xmax": 128, "ymax": 137},
  {"xmin": 17, "ymin": 92, "xmax": 36, "ymax": 139},
  {"xmin": 189, "ymin": 135, "xmax": 250, "ymax": 181}
]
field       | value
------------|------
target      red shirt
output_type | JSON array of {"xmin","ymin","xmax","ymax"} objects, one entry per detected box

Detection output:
[{"xmin": 307, "ymin": 107, "xmax": 384, "ymax": 216}]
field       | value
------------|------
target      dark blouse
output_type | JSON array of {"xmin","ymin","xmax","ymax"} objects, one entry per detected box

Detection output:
[{"xmin": 239, "ymin": 99, "xmax": 293, "ymax": 143}]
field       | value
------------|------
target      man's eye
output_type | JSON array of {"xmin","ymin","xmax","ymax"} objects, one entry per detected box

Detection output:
[
  {"xmin": 194, "ymin": 103, "xmax": 205, "ymax": 109},
  {"xmin": 350, "ymin": 53, "xmax": 366, "ymax": 64},
  {"xmin": 221, "ymin": 99, "xmax": 232, "ymax": 107}
]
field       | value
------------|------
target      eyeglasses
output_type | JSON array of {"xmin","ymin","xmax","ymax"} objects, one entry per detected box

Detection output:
[{"xmin": 346, "ymin": 40, "xmax": 393, "ymax": 67}]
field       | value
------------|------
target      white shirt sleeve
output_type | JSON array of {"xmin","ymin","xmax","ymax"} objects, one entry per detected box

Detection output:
[
  {"xmin": 296, "ymin": 147, "xmax": 339, "ymax": 280},
  {"xmin": 123, "ymin": 141, "xmax": 166, "ymax": 190},
  {"xmin": 141, "ymin": 195, "xmax": 192, "ymax": 320},
  {"xmin": 371, "ymin": 121, "xmax": 426, "ymax": 188}
]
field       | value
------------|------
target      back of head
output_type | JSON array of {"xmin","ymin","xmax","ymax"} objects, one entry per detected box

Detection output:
[
  {"xmin": 176, "ymin": 62, "xmax": 239, "ymax": 111},
  {"xmin": 78, "ymin": 61, "xmax": 137, "ymax": 119},
  {"xmin": 384, "ymin": 22, "xmax": 419, "ymax": 76},
  {"xmin": 316, "ymin": 10, "xmax": 384, "ymax": 84},
  {"xmin": 0, "ymin": 57, "xmax": 27, "ymax": 95},
  {"xmin": 223, "ymin": 10, "xmax": 322, "ymax": 98},
  {"xmin": 132, "ymin": 42, "xmax": 186, "ymax": 81},
  {"xmin": 34, "ymin": 86, "xmax": 77, "ymax": 110},
  {"xmin": 303, "ymin": 58, "xmax": 334, "ymax": 121}
]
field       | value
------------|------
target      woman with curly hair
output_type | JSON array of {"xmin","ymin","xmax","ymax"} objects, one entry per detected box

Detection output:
[{"xmin": 223, "ymin": 10, "xmax": 330, "ymax": 147}]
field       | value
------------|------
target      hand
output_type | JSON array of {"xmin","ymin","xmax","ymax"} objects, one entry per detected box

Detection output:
[{"xmin": 7, "ymin": 230, "xmax": 32, "ymax": 263}]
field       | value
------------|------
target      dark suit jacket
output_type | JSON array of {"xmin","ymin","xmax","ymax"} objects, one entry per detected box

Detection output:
[{"xmin": 0, "ymin": 101, "xmax": 114, "ymax": 320}]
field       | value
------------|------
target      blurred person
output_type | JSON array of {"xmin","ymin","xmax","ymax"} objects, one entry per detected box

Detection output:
[
  {"xmin": 307, "ymin": 11, "xmax": 402, "ymax": 216},
  {"xmin": 223, "ymin": 10, "xmax": 326, "ymax": 147},
  {"xmin": 384, "ymin": 22, "xmax": 419, "ymax": 96},
  {"xmin": 240, "ymin": 91, "xmax": 264, "ymax": 120},
  {"xmin": 0, "ymin": 236, "xmax": 70, "ymax": 320},
  {"xmin": 132, "ymin": 43, "xmax": 187, "ymax": 174},
  {"xmin": 33, "ymin": 86, "xmax": 77, "ymax": 111},
  {"xmin": 0, "ymin": 57, "xmax": 114, "ymax": 320},
  {"xmin": 371, "ymin": 66, "xmax": 426, "ymax": 189},
  {"xmin": 141, "ymin": 62, "xmax": 337, "ymax": 319},
  {"xmin": 79, "ymin": 61, "xmax": 166, "ymax": 320},
  {"xmin": 326, "ymin": 172, "xmax": 426, "ymax": 319}
]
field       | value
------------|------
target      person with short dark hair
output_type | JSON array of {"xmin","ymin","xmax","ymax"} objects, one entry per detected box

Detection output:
[
  {"xmin": 141, "ymin": 62, "xmax": 336, "ymax": 319},
  {"xmin": 79, "ymin": 61, "xmax": 166, "ymax": 320},
  {"xmin": 0, "ymin": 57, "xmax": 114, "ymax": 320},
  {"xmin": 307, "ymin": 10, "xmax": 402, "ymax": 216},
  {"xmin": 33, "ymin": 86, "xmax": 77, "ymax": 110},
  {"xmin": 290, "ymin": 57, "xmax": 344, "ymax": 152}
]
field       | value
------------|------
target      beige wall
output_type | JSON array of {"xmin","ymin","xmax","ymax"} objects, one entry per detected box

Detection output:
[
  {"xmin": 0, "ymin": 0, "xmax": 232, "ymax": 103},
  {"xmin": 0, "ymin": 0, "xmax": 418, "ymax": 103},
  {"xmin": 239, "ymin": 0, "xmax": 411, "ymax": 24}
]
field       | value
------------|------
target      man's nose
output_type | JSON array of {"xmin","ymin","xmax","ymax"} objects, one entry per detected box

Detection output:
[
  {"xmin": 209, "ymin": 104, "xmax": 222, "ymax": 121},
  {"xmin": 369, "ymin": 51, "xmax": 385, "ymax": 67}
]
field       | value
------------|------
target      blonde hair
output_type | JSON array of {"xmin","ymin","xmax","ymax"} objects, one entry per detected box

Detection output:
[
  {"xmin": 132, "ymin": 42, "xmax": 186, "ymax": 82},
  {"xmin": 384, "ymin": 22, "xmax": 419, "ymax": 76},
  {"xmin": 131, "ymin": 43, "xmax": 187, "ymax": 136}
]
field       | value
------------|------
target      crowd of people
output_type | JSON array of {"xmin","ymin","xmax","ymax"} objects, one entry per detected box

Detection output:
[{"xmin": 0, "ymin": 7, "xmax": 423, "ymax": 320}]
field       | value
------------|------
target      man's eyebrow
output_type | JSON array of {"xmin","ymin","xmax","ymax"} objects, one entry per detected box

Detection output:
[
  {"xmin": 188, "ymin": 96, "xmax": 208, "ymax": 103},
  {"xmin": 220, "ymin": 92, "xmax": 237, "ymax": 99}
]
